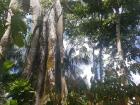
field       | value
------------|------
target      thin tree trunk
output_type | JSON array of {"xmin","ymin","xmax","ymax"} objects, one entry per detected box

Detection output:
[
  {"xmin": 116, "ymin": 13, "xmax": 123, "ymax": 59},
  {"xmin": 92, "ymin": 44, "xmax": 98, "ymax": 81},
  {"xmin": 116, "ymin": 10, "xmax": 128, "ymax": 105},
  {"xmin": 99, "ymin": 40, "xmax": 103, "ymax": 82}
]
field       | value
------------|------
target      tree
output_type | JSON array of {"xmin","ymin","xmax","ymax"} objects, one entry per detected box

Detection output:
[
  {"xmin": 0, "ymin": 0, "xmax": 140, "ymax": 105},
  {"xmin": 22, "ymin": 0, "xmax": 66, "ymax": 104},
  {"xmin": 64, "ymin": 0, "xmax": 140, "ymax": 104}
]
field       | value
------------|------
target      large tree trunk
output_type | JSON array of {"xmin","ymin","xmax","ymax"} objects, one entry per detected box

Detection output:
[
  {"xmin": 23, "ymin": 0, "xmax": 42, "ymax": 79},
  {"xmin": 35, "ymin": 5, "xmax": 56, "ymax": 105},
  {"xmin": 22, "ymin": 0, "xmax": 45, "ymax": 104},
  {"xmin": 23, "ymin": 0, "xmax": 66, "ymax": 104}
]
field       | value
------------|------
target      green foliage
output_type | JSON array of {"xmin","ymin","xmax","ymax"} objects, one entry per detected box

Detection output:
[
  {"xmin": 68, "ymin": 0, "xmax": 140, "ymax": 40},
  {"xmin": 9, "ymin": 79, "xmax": 31, "ymax": 92},
  {"xmin": 11, "ymin": 12, "xmax": 27, "ymax": 47},
  {"xmin": 13, "ymin": 34, "xmax": 25, "ymax": 47},
  {"xmin": 7, "ymin": 79, "xmax": 34, "ymax": 105},
  {"xmin": 72, "ymin": 2, "xmax": 88, "ymax": 18},
  {"xmin": 67, "ymin": 91, "xmax": 88, "ymax": 105},
  {"xmin": 40, "ymin": 0, "xmax": 53, "ymax": 9},
  {"xmin": 5, "ymin": 100, "xmax": 18, "ymax": 105},
  {"xmin": 0, "ymin": 0, "xmax": 10, "ymax": 38},
  {"xmin": 0, "ymin": 19, "xmax": 6, "ymax": 38},
  {"xmin": 1, "ymin": 60, "xmax": 15, "ymax": 71},
  {"xmin": 0, "ymin": 0, "xmax": 140, "ymax": 105}
]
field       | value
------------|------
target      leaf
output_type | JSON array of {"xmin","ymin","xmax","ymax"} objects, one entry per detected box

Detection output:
[
  {"xmin": 6, "ymin": 99, "xmax": 18, "ymax": 105},
  {"xmin": 2, "ymin": 60, "xmax": 15, "ymax": 71},
  {"xmin": 13, "ymin": 34, "xmax": 24, "ymax": 47},
  {"xmin": 11, "ymin": 12, "xmax": 26, "ymax": 47}
]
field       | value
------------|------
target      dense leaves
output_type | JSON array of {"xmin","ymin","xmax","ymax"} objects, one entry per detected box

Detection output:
[
  {"xmin": 7, "ymin": 79, "xmax": 34, "ymax": 105},
  {"xmin": 0, "ymin": 0, "xmax": 9, "ymax": 38},
  {"xmin": 0, "ymin": 0, "xmax": 140, "ymax": 105},
  {"xmin": 11, "ymin": 12, "xmax": 26, "ymax": 47},
  {"xmin": 1, "ymin": 60, "xmax": 15, "ymax": 71}
]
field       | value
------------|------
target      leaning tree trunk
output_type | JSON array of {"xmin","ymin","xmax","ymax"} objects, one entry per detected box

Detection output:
[
  {"xmin": 35, "ymin": 4, "xmax": 57, "ymax": 105},
  {"xmin": 0, "ymin": 0, "xmax": 15, "ymax": 65}
]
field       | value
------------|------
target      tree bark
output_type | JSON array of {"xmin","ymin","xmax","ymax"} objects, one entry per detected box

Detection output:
[
  {"xmin": 92, "ymin": 44, "xmax": 98, "ymax": 81},
  {"xmin": 116, "ymin": 13, "xmax": 123, "ymax": 60},
  {"xmin": 54, "ymin": 0, "xmax": 68, "ymax": 104},
  {"xmin": 23, "ymin": 0, "xmax": 42, "ymax": 79},
  {"xmin": 22, "ymin": 0, "xmax": 66, "ymax": 104},
  {"xmin": 99, "ymin": 40, "xmax": 103, "ymax": 82},
  {"xmin": 55, "ymin": 0, "xmax": 63, "ymax": 93},
  {"xmin": 0, "ymin": 0, "xmax": 14, "ymax": 63},
  {"xmin": 0, "ymin": 0, "xmax": 29, "ymax": 62},
  {"xmin": 35, "ymin": 6, "xmax": 57, "ymax": 105},
  {"xmin": 116, "ymin": 10, "xmax": 128, "ymax": 105}
]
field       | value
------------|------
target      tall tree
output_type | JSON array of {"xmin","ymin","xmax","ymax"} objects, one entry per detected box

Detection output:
[{"xmin": 23, "ymin": 0, "xmax": 66, "ymax": 104}]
